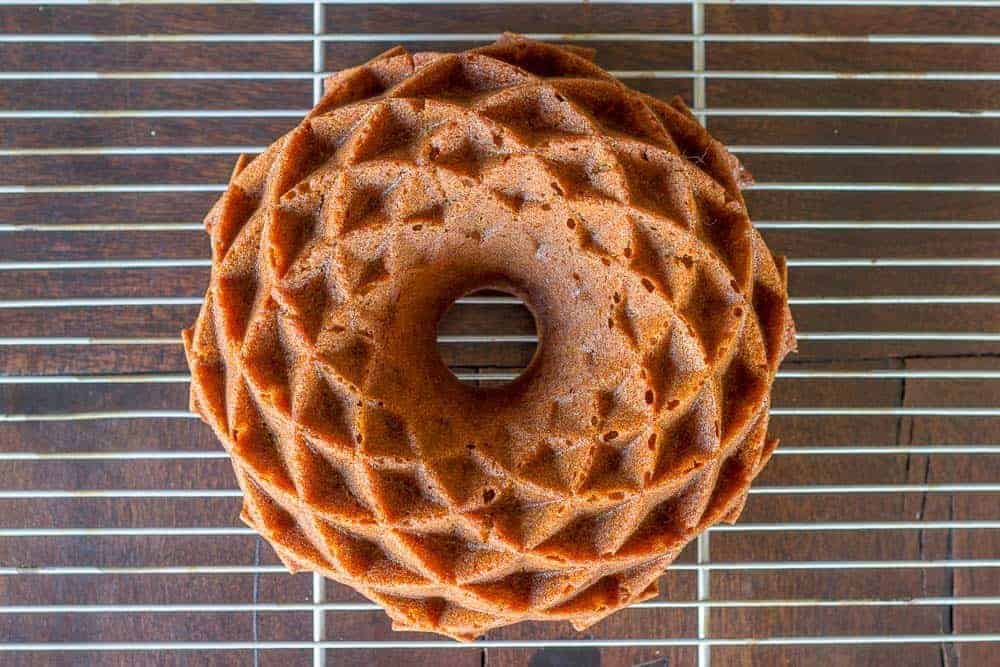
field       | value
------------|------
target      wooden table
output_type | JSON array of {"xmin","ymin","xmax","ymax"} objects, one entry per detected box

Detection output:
[{"xmin": 1, "ymin": 2, "xmax": 998, "ymax": 665}]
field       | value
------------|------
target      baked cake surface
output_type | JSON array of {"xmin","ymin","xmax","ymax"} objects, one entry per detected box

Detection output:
[{"xmin": 183, "ymin": 35, "xmax": 796, "ymax": 641}]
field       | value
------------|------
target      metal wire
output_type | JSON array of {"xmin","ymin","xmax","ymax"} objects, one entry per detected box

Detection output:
[
  {"xmin": 2, "ymin": 521, "xmax": 999, "ymax": 538},
  {"xmin": 2, "ymin": 635, "xmax": 1000, "ymax": 652},
  {"xmin": 0, "ymin": 0, "xmax": 997, "ymax": 661}
]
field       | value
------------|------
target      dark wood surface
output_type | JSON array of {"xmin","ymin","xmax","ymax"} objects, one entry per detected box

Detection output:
[{"xmin": 1, "ymin": 2, "xmax": 998, "ymax": 666}]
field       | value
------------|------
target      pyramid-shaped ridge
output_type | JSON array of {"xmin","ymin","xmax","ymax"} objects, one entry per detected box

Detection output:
[{"xmin": 183, "ymin": 34, "xmax": 796, "ymax": 641}]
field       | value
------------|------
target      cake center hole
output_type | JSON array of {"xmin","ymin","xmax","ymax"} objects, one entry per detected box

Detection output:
[{"xmin": 436, "ymin": 289, "xmax": 540, "ymax": 387}]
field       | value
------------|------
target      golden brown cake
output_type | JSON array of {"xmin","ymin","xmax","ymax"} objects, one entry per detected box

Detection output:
[{"xmin": 183, "ymin": 35, "xmax": 796, "ymax": 641}]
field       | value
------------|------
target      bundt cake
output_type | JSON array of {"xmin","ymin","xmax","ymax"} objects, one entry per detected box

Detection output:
[{"xmin": 183, "ymin": 34, "xmax": 796, "ymax": 641}]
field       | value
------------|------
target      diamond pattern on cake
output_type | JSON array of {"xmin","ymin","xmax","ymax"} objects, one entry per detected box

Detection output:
[{"xmin": 184, "ymin": 34, "xmax": 795, "ymax": 641}]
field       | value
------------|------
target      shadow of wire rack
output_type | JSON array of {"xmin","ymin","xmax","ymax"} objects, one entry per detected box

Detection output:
[{"xmin": 0, "ymin": 0, "xmax": 998, "ymax": 665}]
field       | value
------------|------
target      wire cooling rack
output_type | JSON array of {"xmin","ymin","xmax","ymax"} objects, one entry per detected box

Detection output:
[{"xmin": 0, "ymin": 1, "xmax": 998, "ymax": 665}]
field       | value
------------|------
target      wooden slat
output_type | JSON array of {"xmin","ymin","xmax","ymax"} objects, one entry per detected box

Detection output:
[
  {"xmin": 705, "ymin": 5, "xmax": 1000, "ymax": 35},
  {"xmin": 710, "ymin": 116, "xmax": 1000, "ymax": 148},
  {"xmin": 2, "ymin": 649, "xmax": 312, "ymax": 666},
  {"xmin": 322, "ymin": 3, "xmax": 691, "ymax": 34},
  {"xmin": 0, "ymin": 117, "xmax": 294, "ymax": 149},
  {"xmin": 708, "ymin": 79, "xmax": 1000, "ymax": 111},
  {"xmin": 741, "ymin": 492, "xmax": 987, "ymax": 523},
  {"xmin": 771, "ymin": 372, "xmax": 904, "ymax": 411},
  {"xmin": 761, "ymin": 454, "xmax": 1000, "ymax": 487},
  {"xmin": 1, "ymin": 613, "xmax": 311, "ymax": 643},
  {"xmin": 791, "ymin": 266, "xmax": 1000, "ymax": 298},
  {"xmin": 709, "ymin": 528, "xmax": 996, "ymax": 569},
  {"xmin": 0, "ymin": 155, "xmax": 235, "ymax": 186},
  {"xmin": 0, "ymin": 533, "xmax": 273, "ymax": 567},
  {"xmin": 0, "ymin": 570, "xmax": 307, "ymax": 605},
  {"xmin": 713, "ymin": 568, "xmax": 952, "ymax": 604},
  {"xmin": 0, "ymin": 305, "xmax": 202, "ymax": 338},
  {"xmin": 0, "ymin": 419, "xmax": 217, "ymax": 454},
  {"xmin": 2, "ymin": 459, "xmax": 233, "ymax": 493},
  {"xmin": 708, "ymin": 43, "xmax": 1000, "ymax": 73},
  {"xmin": 0, "ymin": 345, "xmax": 191, "ymax": 376},
  {"xmin": 0, "ymin": 193, "xmax": 218, "ymax": 225},
  {"xmin": 763, "ymin": 228, "xmax": 999, "ymax": 258},
  {"xmin": 0, "ymin": 4, "xmax": 313, "ymax": 35},
  {"xmin": 770, "ymin": 413, "xmax": 893, "ymax": 450},
  {"xmin": 744, "ymin": 154, "xmax": 1000, "ymax": 185},
  {"xmin": 794, "ymin": 339, "xmax": 1000, "ymax": 362},
  {"xmin": 711, "ymin": 645, "xmax": 951, "ymax": 666},
  {"xmin": 772, "ymin": 416, "xmax": 996, "ymax": 449},
  {"xmin": 0, "ymin": 498, "xmax": 243, "ymax": 529},
  {"xmin": 0, "ymin": 268, "xmax": 211, "ymax": 299},
  {"xmin": 1, "ymin": 383, "xmax": 190, "ymax": 414},
  {"xmin": 0, "ymin": 80, "xmax": 312, "ymax": 111},
  {"xmin": 1, "ymin": 231, "xmax": 208, "ymax": 261},
  {"xmin": 746, "ymin": 190, "xmax": 1000, "ymax": 221},
  {"xmin": 0, "ymin": 42, "xmax": 311, "ymax": 72}
]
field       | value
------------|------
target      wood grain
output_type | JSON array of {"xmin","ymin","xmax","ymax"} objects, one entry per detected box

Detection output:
[
  {"xmin": 0, "ymin": 192, "xmax": 219, "ymax": 225},
  {"xmin": 1, "ymin": 418, "xmax": 218, "ymax": 455},
  {"xmin": 0, "ymin": 80, "xmax": 312, "ymax": 110},
  {"xmin": 0, "ymin": 155, "xmax": 236, "ymax": 186},
  {"xmin": 0, "ymin": 42, "xmax": 311, "ymax": 72},
  {"xmin": 745, "ymin": 190, "xmax": 1000, "ymax": 221},
  {"xmin": 1, "ymin": 231, "xmax": 210, "ymax": 260},
  {"xmin": 0, "ymin": 117, "xmax": 295, "ymax": 149},
  {"xmin": 707, "ymin": 42, "xmax": 1000, "ymax": 73},
  {"xmin": 708, "ymin": 78, "xmax": 1000, "ymax": 111},
  {"xmin": 0, "ymin": 4, "xmax": 313, "ymax": 34},
  {"xmin": 744, "ymin": 154, "xmax": 1000, "ymax": 185},
  {"xmin": 322, "ymin": 3, "xmax": 690, "ymax": 34},
  {"xmin": 705, "ymin": 5, "xmax": 1000, "ymax": 35},
  {"xmin": 709, "ymin": 116, "xmax": 1000, "ymax": 148}
]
